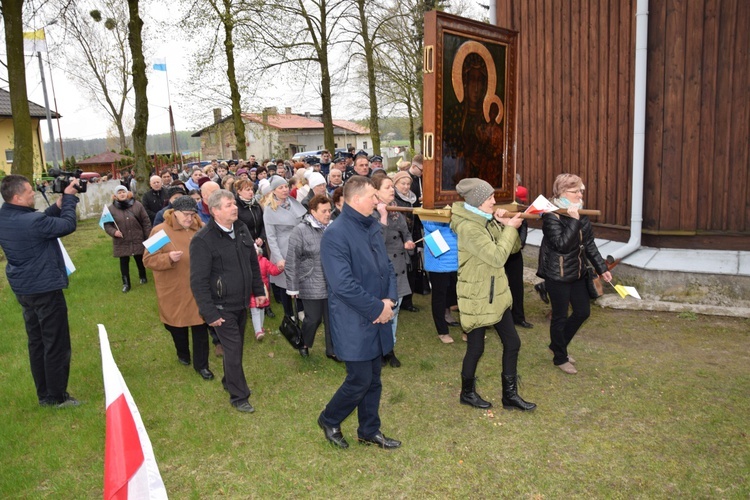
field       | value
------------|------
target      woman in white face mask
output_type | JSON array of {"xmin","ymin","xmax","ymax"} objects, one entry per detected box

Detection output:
[{"xmin": 536, "ymin": 173, "xmax": 613, "ymax": 375}]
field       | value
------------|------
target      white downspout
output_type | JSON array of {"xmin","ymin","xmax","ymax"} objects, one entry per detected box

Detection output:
[{"xmin": 609, "ymin": 0, "xmax": 648, "ymax": 262}]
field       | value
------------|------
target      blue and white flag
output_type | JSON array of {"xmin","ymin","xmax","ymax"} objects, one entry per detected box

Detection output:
[
  {"xmin": 58, "ymin": 239, "xmax": 75, "ymax": 275},
  {"xmin": 424, "ymin": 229, "xmax": 450, "ymax": 258},
  {"xmin": 99, "ymin": 205, "xmax": 115, "ymax": 230},
  {"xmin": 143, "ymin": 229, "xmax": 171, "ymax": 254},
  {"xmin": 152, "ymin": 58, "xmax": 167, "ymax": 72}
]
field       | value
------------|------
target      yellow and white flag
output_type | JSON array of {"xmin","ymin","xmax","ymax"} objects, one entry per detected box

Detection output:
[
  {"xmin": 613, "ymin": 284, "xmax": 641, "ymax": 300},
  {"xmin": 23, "ymin": 29, "xmax": 47, "ymax": 53}
]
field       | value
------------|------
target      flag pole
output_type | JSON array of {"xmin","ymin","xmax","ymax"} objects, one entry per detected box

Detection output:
[{"xmin": 164, "ymin": 60, "xmax": 179, "ymax": 168}]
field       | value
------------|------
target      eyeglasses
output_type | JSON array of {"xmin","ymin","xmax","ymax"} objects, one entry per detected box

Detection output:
[
  {"xmin": 565, "ymin": 189, "xmax": 585, "ymax": 194},
  {"xmin": 177, "ymin": 211, "xmax": 195, "ymax": 217}
]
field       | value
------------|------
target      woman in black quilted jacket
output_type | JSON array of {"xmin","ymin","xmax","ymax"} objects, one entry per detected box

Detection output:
[{"xmin": 536, "ymin": 174, "xmax": 612, "ymax": 375}]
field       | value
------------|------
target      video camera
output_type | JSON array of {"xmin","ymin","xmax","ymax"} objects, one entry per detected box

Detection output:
[{"xmin": 48, "ymin": 168, "xmax": 87, "ymax": 194}]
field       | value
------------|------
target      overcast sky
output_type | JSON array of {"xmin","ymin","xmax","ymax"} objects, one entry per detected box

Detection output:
[{"xmin": 8, "ymin": 2, "xmax": 485, "ymax": 143}]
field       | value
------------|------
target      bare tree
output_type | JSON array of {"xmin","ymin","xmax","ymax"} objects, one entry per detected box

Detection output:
[
  {"xmin": 1, "ymin": 0, "xmax": 34, "ymax": 178},
  {"xmin": 250, "ymin": 0, "xmax": 349, "ymax": 153},
  {"xmin": 58, "ymin": 0, "xmax": 132, "ymax": 151},
  {"xmin": 127, "ymin": 0, "xmax": 148, "ymax": 197}
]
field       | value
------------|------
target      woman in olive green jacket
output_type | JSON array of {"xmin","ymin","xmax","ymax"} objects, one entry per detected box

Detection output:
[{"xmin": 450, "ymin": 178, "xmax": 535, "ymax": 411}]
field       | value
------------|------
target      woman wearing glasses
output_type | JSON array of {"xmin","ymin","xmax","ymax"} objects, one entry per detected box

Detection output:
[
  {"xmin": 143, "ymin": 196, "xmax": 214, "ymax": 381},
  {"xmin": 536, "ymin": 174, "xmax": 612, "ymax": 375}
]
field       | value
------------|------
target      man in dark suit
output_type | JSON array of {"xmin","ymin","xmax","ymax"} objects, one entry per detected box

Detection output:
[{"xmin": 317, "ymin": 176, "xmax": 401, "ymax": 449}]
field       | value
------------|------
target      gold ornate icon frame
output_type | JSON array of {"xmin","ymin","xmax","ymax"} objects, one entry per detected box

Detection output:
[{"xmin": 422, "ymin": 11, "xmax": 519, "ymax": 209}]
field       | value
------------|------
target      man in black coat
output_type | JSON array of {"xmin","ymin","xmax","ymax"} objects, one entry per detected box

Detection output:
[
  {"xmin": 190, "ymin": 189, "xmax": 267, "ymax": 413},
  {"xmin": 141, "ymin": 175, "xmax": 168, "ymax": 223},
  {"xmin": 0, "ymin": 175, "xmax": 81, "ymax": 407}
]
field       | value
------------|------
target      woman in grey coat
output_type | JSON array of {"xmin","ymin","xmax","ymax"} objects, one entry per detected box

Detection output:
[
  {"xmin": 262, "ymin": 175, "xmax": 307, "ymax": 317},
  {"xmin": 285, "ymin": 195, "xmax": 336, "ymax": 359},
  {"xmin": 372, "ymin": 174, "xmax": 415, "ymax": 367}
]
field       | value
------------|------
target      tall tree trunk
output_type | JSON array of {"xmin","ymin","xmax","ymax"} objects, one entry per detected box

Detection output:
[
  {"xmin": 356, "ymin": 0, "xmax": 380, "ymax": 155},
  {"xmin": 319, "ymin": 47, "xmax": 335, "ymax": 153},
  {"xmin": 2, "ymin": 0, "xmax": 34, "ymax": 179},
  {"xmin": 117, "ymin": 121, "xmax": 127, "ymax": 152},
  {"xmin": 223, "ymin": 0, "xmax": 246, "ymax": 159},
  {"xmin": 128, "ymin": 0, "xmax": 149, "ymax": 198},
  {"xmin": 406, "ymin": 99, "xmax": 415, "ymax": 153}
]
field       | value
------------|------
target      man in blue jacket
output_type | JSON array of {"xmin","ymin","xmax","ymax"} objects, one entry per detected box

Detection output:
[
  {"xmin": 317, "ymin": 176, "xmax": 401, "ymax": 449},
  {"xmin": 0, "ymin": 175, "xmax": 80, "ymax": 407}
]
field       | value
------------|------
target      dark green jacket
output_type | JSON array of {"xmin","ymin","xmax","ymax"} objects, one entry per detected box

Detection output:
[{"xmin": 450, "ymin": 202, "xmax": 520, "ymax": 331}]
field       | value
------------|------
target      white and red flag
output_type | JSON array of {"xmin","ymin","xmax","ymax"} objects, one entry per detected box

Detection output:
[
  {"xmin": 99, "ymin": 324, "xmax": 168, "ymax": 500},
  {"xmin": 524, "ymin": 194, "xmax": 559, "ymax": 215}
]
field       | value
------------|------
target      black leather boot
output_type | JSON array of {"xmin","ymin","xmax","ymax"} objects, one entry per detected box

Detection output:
[
  {"xmin": 501, "ymin": 374, "xmax": 536, "ymax": 411},
  {"xmin": 460, "ymin": 376, "xmax": 492, "ymax": 408},
  {"xmin": 139, "ymin": 269, "xmax": 148, "ymax": 284},
  {"xmin": 121, "ymin": 275, "xmax": 131, "ymax": 293}
]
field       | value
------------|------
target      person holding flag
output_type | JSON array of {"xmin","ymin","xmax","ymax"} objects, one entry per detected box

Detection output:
[
  {"xmin": 0, "ymin": 174, "xmax": 81, "ymax": 407},
  {"xmin": 451, "ymin": 178, "xmax": 536, "ymax": 412},
  {"xmin": 103, "ymin": 185, "xmax": 152, "ymax": 293},
  {"xmin": 536, "ymin": 173, "xmax": 612, "ymax": 375},
  {"xmin": 143, "ymin": 196, "xmax": 214, "ymax": 380}
]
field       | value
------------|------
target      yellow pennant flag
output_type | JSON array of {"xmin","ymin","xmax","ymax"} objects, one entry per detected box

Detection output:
[{"xmin": 23, "ymin": 29, "xmax": 47, "ymax": 53}]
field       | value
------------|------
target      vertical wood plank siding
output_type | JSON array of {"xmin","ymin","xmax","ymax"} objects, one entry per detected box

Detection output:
[{"xmin": 495, "ymin": 0, "xmax": 749, "ymax": 248}]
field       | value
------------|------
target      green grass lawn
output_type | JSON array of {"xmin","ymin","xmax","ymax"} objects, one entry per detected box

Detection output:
[{"xmin": 1, "ymin": 219, "xmax": 748, "ymax": 498}]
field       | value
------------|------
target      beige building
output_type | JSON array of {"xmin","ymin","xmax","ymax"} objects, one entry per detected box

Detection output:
[
  {"xmin": 0, "ymin": 88, "xmax": 58, "ymax": 178},
  {"xmin": 192, "ymin": 108, "xmax": 371, "ymax": 161}
]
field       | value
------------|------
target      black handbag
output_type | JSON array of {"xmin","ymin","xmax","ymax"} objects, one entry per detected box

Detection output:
[{"xmin": 278, "ymin": 299, "xmax": 304, "ymax": 350}]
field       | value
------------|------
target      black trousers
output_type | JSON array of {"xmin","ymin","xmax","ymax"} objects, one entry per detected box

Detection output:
[
  {"xmin": 164, "ymin": 323, "xmax": 209, "ymax": 370},
  {"xmin": 430, "ymin": 271, "xmax": 457, "ymax": 335},
  {"xmin": 119, "ymin": 255, "xmax": 146, "ymax": 280},
  {"xmin": 300, "ymin": 298, "xmax": 333, "ymax": 356},
  {"xmin": 546, "ymin": 277, "xmax": 591, "ymax": 365},
  {"xmin": 321, "ymin": 357, "xmax": 383, "ymax": 439},
  {"xmin": 212, "ymin": 309, "xmax": 251, "ymax": 405},
  {"xmin": 504, "ymin": 251, "xmax": 527, "ymax": 323},
  {"xmin": 16, "ymin": 289, "xmax": 71, "ymax": 404},
  {"xmin": 461, "ymin": 309, "xmax": 521, "ymax": 378}
]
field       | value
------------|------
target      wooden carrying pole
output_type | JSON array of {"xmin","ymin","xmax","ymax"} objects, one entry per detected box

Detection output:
[{"xmin": 386, "ymin": 205, "xmax": 601, "ymax": 223}]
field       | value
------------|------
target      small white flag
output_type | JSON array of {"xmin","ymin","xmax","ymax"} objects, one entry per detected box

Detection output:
[
  {"xmin": 152, "ymin": 58, "xmax": 167, "ymax": 72},
  {"xmin": 58, "ymin": 239, "xmax": 75, "ymax": 275},
  {"xmin": 143, "ymin": 229, "xmax": 170, "ymax": 254},
  {"xmin": 524, "ymin": 194, "xmax": 559, "ymax": 214},
  {"xmin": 424, "ymin": 229, "xmax": 450, "ymax": 257},
  {"xmin": 23, "ymin": 29, "xmax": 47, "ymax": 53}
]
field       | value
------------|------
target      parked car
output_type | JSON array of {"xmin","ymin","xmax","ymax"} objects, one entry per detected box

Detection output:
[{"xmin": 291, "ymin": 148, "xmax": 347, "ymax": 162}]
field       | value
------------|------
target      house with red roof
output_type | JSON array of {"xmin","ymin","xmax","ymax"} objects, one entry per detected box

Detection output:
[{"xmin": 191, "ymin": 107, "xmax": 371, "ymax": 161}]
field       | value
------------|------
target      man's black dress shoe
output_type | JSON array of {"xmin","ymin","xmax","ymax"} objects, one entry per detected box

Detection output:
[
  {"xmin": 403, "ymin": 305, "xmax": 419, "ymax": 313},
  {"xmin": 358, "ymin": 431, "xmax": 401, "ymax": 449},
  {"xmin": 178, "ymin": 357, "xmax": 190, "ymax": 366},
  {"xmin": 299, "ymin": 347, "xmax": 309, "ymax": 357},
  {"xmin": 326, "ymin": 354, "xmax": 342, "ymax": 362},
  {"xmin": 265, "ymin": 308, "xmax": 275, "ymax": 318},
  {"xmin": 232, "ymin": 401, "xmax": 255, "ymax": 413},
  {"xmin": 515, "ymin": 320, "xmax": 534, "ymax": 329},
  {"xmin": 447, "ymin": 320, "xmax": 461, "ymax": 327},
  {"xmin": 196, "ymin": 368, "xmax": 214, "ymax": 380},
  {"xmin": 318, "ymin": 414, "xmax": 349, "ymax": 449}
]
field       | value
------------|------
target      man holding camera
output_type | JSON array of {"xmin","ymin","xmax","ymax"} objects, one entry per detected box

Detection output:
[{"xmin": 0, "ymin": 174, "xmax": 81, "ymax": 408}]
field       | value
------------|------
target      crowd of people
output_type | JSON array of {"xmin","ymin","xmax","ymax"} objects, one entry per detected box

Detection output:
[{"xmin": 1, "ymin": 147, "xmax": 613, "ymax": 448}]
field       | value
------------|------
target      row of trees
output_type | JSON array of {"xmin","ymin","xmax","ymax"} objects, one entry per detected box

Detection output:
[{"xmin": 2, "ymin": 0, "xmax": 480, "ymax": 191}]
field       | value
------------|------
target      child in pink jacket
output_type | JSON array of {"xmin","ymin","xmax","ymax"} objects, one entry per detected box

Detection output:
[{"xmin": 250, "ymin": 245, "xmax": 282, "ymax": 340}]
